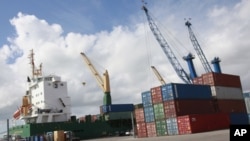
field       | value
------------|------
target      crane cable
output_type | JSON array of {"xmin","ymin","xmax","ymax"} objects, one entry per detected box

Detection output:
[{"xmin": 142, "ymin": 9, "xmax": 171, "ymax": 85}]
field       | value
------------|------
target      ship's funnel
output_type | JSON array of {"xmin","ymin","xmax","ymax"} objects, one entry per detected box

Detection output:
[
  {"xmin": 211, "ymin": 57, "xmax": 222, "ymax": 73},
  {"xmin": 183, "ymin": 53, "xmax": 197, "ymax": 80}
]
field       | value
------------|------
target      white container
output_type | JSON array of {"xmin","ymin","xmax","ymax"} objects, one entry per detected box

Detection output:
[
  {"xmin": 244, "ymin": 97, "xmax": 250, "ymax": 114},
  {"xmin": 211, "ymin": 86, "xmax": 243, "ymax": 99}
]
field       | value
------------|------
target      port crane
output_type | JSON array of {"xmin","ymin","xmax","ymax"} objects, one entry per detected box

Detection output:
[
  {"xmin": 142, "ymin": 4, "xmax": 192, "ymax": 84},
  {"xmin": 185, "ymin": 20, "xmax": 212, "ymax": 73},
  {"xmin": 80, "ymin": 52, "xmax": 111, "ymax": 105},
  {"xmin": 151, "ymin": 66, "xmax": 166, "ymax": 85}
]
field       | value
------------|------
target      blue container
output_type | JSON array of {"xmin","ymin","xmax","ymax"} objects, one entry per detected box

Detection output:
[
  {"xmin": 162, "ymin": 83, "xmax": 212, "ymax": 101},
  {"xmin": 166, "ymin": 117, "xmax": 179, "ymax": 135},
  {"xmin": 230, "ymin": 113, "xmax": 249, "ymax": 125},
  {"xmin": 141, "ymin": 91, "xmax": 152, "ymax": 107},
  {"xmin": 144, "ymin": 106, "xmax": 155, "ymax": 122},
  {"xmin": 101, "ymin": 104, "xmax": 134, "ymax": 113}
]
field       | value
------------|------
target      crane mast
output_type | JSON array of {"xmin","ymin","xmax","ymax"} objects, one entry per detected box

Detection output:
[
  {"xmin": 80, "ymin": 52, "xmax": 111, "ymax": 105},
  {"xmin": 185, "ymin": 21, "xmax": 212, "ymax": 73},
  {"xmin": 142, "ymin": 5, "xmax": 191, "ymax": 84}
]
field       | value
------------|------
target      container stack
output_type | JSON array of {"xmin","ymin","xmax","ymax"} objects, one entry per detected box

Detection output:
[
  {"xmin": 162, "ymin": 83, "xmax": 225, "ymax": 135},
  {"xmin": 194, "ymin": 72, "xmax": 248, "ymax": 125},
  {"xmin": 135, "ymin": 82, "xmax": 232, "ymax": 138}
]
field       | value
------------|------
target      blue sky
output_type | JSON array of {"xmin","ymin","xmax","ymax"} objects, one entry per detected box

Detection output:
[
  {"xmin": 0, "ymin": 0, "xmax": 249, "ymax": 135},
  {"xmin": 0, "ymin": 0, "xmax": 141, "ymax": 45}
]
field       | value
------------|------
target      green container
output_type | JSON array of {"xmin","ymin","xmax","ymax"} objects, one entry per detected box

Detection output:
[
  {"xmin": 153, "ymin": 103, "xmax": 165, "ymax": 120},
  {"xmin": 155, "ymin": 119, "xmax": 167, "ymax": 136}
]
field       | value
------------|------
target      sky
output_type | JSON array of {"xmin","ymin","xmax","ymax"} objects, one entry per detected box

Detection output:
[{"xmin": 0, "ymin": 0, "xmax": 250, "ymax": 134}]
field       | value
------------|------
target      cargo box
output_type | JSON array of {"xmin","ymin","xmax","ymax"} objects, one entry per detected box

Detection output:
[
  {"xmin": 177, "ymin": 113, "xmax": 229, "ymax": 135},
  {"xmin": 211, "ymin": 86, "xmax": 244, "ymax": 99},
  {"xmin": 161, "ymin": 83, "xmax": 212, "ymax": 101}
]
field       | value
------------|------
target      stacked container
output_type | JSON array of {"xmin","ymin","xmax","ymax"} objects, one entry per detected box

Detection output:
[
  {"xmin": 151, "ymin": 86, "xmax": 167, "ymax": 136},
  {"xmin": 135, "ymin": 107, "xmax": 147, "ymax": 138},
  {"xmin": 136, "ymin": 72, "xmax": 247, "ymax": 139},
  {"xmin": 161, "ymin": 83, "xmax": 221, "ymax": 135}
]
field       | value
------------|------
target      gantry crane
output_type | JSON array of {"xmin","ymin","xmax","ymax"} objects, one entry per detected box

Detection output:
[
  {"xmin": 151, "ymin": 66, "xmax": 166, "ymax": 85},
  {"xmin": 80, "ymin": 52, "xmax": 111, "ymax": 105},
  {"xmin": 142, "ymin": 4, "xmax": 192, "ymax": 84},
  {"xmin": 185, "ymin": 20, "xmax": 212, "ymax": 73}
]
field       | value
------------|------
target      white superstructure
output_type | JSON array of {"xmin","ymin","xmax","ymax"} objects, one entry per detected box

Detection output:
[
  {"xmin": 13, "ymin": 50, "xmax": 71, "ymax": 123},
  {"xmin": 27, "ymin": 75, "xmax": 71, "ymax": 123}
]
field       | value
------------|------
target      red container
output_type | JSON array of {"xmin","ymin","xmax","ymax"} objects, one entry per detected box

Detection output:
[
  {"xmin": 136, "ymin": 122, "xmax": 147, "ymax": 138},
  {"xmin": 146, "ymin": 122, "xmax": 157, "ymax": 137},
  {"xmin": 214, "ymin": 99, "xmax": 247, "ymax": 113},
  {"xmin": 163, "ymin": 99, "xmax": 216, "ymax": 118},
  {"xmin": 135, "ymin": 108, "xmax": 145, "ymax": 123},
  {"xmin": 202, "ymin": 72, "xmax": 242, "ymax": 88},
  {"xmin": 151, "ymin": 86, "xmax": 163, "ymax": 104},
  {"xmin": 193, "ymin": 76, "xmax": 203, "ymax": 85},
  {"xmin": 177, "ymin": 113, "xmax": 230, "ymax": 135}
]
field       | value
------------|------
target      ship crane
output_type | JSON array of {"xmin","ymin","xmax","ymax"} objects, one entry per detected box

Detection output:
[
  {"xmin": 151, "ymin": 66, "xmax": 166, "ymax": 85},
  {"xmin": 80, "ymin": 52, "xmax": 111, "ymax": 105},
  {"xmin": 142, "ymin": 4, "xmax": 192, "ymax": 84},
  {"xmin": 185, "ymin": 20, "xmax": 212, "ymax": 73}
]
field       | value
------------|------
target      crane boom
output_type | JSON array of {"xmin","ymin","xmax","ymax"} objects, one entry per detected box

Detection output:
[
  {"xmin": 185, "ymin": 21, "xmax": 212, "ymax": 73},
  {"xmin": 142, "ymin": 5, "xmax": 191, "ymax": 84},
  {"xmin": 151, "ymin": 66, "xmax": 166, "ymax": 85},
  {"xmin": 80, "ymin": 52, "xmax": 111, "ymax": 105},
  {"xmin": 80, "ymin": 52, "xmax": 105, "ymax": 91}
]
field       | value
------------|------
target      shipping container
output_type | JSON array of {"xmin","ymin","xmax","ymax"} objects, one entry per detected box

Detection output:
[
  {"xmin": 214, "ymin": 99, "xmax": 247, "ymax": 113},
  {"xmin": 163, "ymin": 99, "xmax": 215, "ymax": 118},
  {"xmin": 161, "ymin": 83, "xmax": 212, "ymax": 101},
  {"xmin": 146, "ymin": 122, "xmax": 157, "ymax": 137},
  {"xmin": 134, "ymin": 103, "xmax": 143, "ymax": 109},
  {"xmin": 105, "ymin": 112, "xmax": 132, "ymax": 120},
  {"xmin": 153, "ymin": 103, "xmax": 165, "ymax": 120},
  {"xmin": 101, "ymin": 104, "xmax": 134, "ymax": 113},
  {"xmin": 166, "ymin": 117, "xmax": 179, "ymax": 135},
  {"xmin": 211, "ymin": 86, "xmax": 243, "ymax": 99},
  {"xmin": 155, "ymin": 119, "xmax": 167, "ymax": 136},
  {"xmin": 142, "ymin": 91, "xmax": 152, "ymax": 107},
  {"xmin": 202, "ymin": 72, "xmax": 242, "ymax": 88},
  {"xmin": 230, "ymin": 113, "xmax": 249, "ymax": 125},
  {"xmin": 136, "ymin": 122, "xmax": 147, "ymax": 138},
  {"xmin": 151, "ymin": 86, "xmax": 163, "ymax": 104},
  {"xmin": 135, "ymin": 108, "xmax": 145, "ymax": 123},
  {"xmin": 144, "ymin": 106, "xmax": 155, "ymax": 122},
  {"xmin": 244, "ymin": 97, "xmax": 250, "ymax": 114},
  {"xmin": 192, "ymin": 76, "xmax": 203, "ymax": 85},
  {"xmin": 177, "ymin": 113, "xmax": 229, "ymax": 135}
]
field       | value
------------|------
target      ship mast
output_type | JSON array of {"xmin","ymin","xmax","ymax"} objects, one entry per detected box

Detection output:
[{"xmin": 28, "ymin": 49, "xmax": 43, "ymax": 78}]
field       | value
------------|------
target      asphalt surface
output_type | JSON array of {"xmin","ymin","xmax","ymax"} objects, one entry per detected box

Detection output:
[{"xmin": 83, "ymin": 129, "xmax": 229, "ymax": 141}]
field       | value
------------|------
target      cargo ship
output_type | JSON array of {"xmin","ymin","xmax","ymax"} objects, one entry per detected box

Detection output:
[{"xmin": 9, "ymin": 50, "xmax": 134, "ymax": 140}]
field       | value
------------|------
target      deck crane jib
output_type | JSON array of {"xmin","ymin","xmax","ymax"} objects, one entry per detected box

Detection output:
[
  {"xmin": 142, "ymin": 5, "xmax": 192, "ymax": 84},
  {"xmin": 185, "ymin": 20, "xmax": 212, "ymax": 73},
  {"xmin": 80, "ymin": 52, "xmax": 111, "ymax": 105}
]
